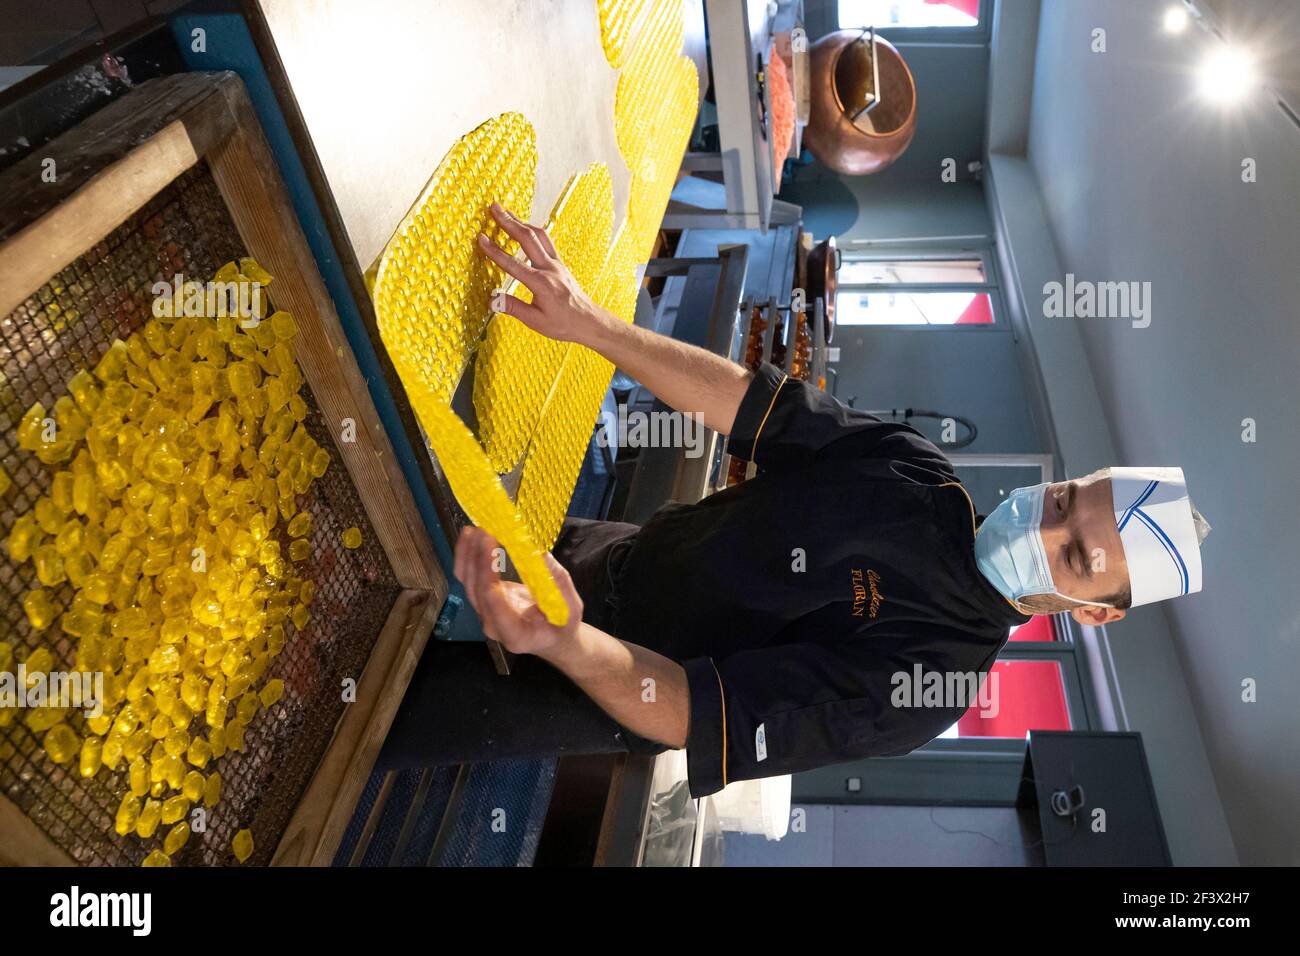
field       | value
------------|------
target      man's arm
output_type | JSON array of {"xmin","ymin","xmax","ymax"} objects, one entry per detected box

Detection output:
[
  {"xmin": 454, "ymin": 527, "xmax": 690, "ymax": 749},
  {"xmin": 547, "ymin": 622, "xmax": 690, "ymax": 749},
  {"xmin": 477, "ymin": 203, "xmax": 752, "ymax": 436}
]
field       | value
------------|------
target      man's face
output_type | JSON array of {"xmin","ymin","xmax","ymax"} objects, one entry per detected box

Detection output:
[{"xmin": 1038, "ymin": 471, "xmax": 1130, "ymax": 623}]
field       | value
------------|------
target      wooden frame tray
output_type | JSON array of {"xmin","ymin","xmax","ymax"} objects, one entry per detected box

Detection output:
[{"xmin": 0, "ymin": 71, "xmax": 445, "ymax": 866}]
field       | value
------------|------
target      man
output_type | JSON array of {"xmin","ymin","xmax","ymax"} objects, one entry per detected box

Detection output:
[{"xmin": 390, "ymin": 204, "xmax": 1210, "ymax": 798}]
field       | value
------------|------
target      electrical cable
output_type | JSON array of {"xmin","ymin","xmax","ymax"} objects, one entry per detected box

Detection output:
[
  {"xmin": 863, "ymin": 407, "xmax": 980, "ymax": 449},
  {"xmin": 922, "ymin": 768, "xmax": 1084, "ymax": 851}
]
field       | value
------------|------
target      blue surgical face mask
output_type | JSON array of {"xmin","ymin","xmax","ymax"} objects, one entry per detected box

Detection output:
[{"xmin": 975, "ymin": 482, "xmax": 1112, "ymax": 611}]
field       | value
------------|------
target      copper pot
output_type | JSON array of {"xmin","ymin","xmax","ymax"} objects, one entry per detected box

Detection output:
[{"xmin": 804, "ymin": 30, "xmax": 917, "ymax": 176}]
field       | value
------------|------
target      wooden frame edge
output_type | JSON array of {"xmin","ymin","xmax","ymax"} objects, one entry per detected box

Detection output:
[
  {"xmin": 271, "ymin": 586, "xmax": 441, "ymax": 866},
  {"xmin": 0, "ymin": 795, "xmax": 76, "ymax": 866}
]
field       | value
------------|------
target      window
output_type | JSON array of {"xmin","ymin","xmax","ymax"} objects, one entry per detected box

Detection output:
[
  {"xmin": 838, "ymin": 291, "xmax": 993, "ymax": 326},
  {"xmin": 838, "ymin": 0, "xmax": 981, "ymax": 30},
  {"xmin": 839, "ymin": 258, "xmax": 987, "ymax": 285},
  {"xmin": 836, "ymin": 249, "xmax": 999, "ymax": 327}
]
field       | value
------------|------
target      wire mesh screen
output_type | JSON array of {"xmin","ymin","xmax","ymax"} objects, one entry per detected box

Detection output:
[{"xmin": 0, "ymin": 163, "xmax": 400, "ymax": 866}]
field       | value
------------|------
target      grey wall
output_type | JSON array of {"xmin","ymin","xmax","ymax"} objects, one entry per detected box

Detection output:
[
  {"xmin": 829, "ymin": 327, "xmax": 1040, "ymax": 455},
  {"xmin": 1019, "ymin": 0, "xmax": 1300, "ymax": 867},
  {"xmin": 724, "ymin": 804, "xmax": 1038, "ymax": 866},
  {"xmin": 780, "ymin": 15, "xmax": 1033, "ymax": 455},
  {"xmin": 783, "ymin": 172, "xmax": 991, "ymax": 242}
]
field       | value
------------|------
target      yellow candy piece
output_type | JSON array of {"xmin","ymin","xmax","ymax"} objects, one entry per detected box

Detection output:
[
  {"xmin": 26, "ymin": 705, "xmax": 66, "ymax": 732},
  {"xmin": 309, "ymin": 447, "xmax": 330, "ymax": 477},
  {"xmin": 102, "ymin": 736, "xmax": 125, "ymax": 771},
  {"xmin": 163, "ymin": 821, "xmax": 190, "ymax": 856},
  {"xmin": 259, "ymin": 678, "xmax": 284, "ymax": 708},
  {"xmin": 236, "ymin": 692, "xmax": 259, "ymax": 723},
  {"xmin": 136, "ymin": 799, "xmax": 162, "ymax": 839},
  {"xmin": 16, "ymin": 401, "xmax": 46, "ymax": 451},
  {"xmin": 187, "ymin": 736, "xmax": 212, "ymax": 769},
  {"xmin": 23, "ymin": 589, "xmax": 56, "ymax": 631},
  {"xmin": 226, "ymin": 718, "xmax": 247, "ymax": 753},
  {"xmin": 161, "ymin": 795, "xmax": 189, "ymax": 825},
  {"xmin": 232, "ymin": 828, "xmax": 254, "ymax": 863},
  {"xmin": 129, "ymin": 755, "xmax": 148, "ymax": 797},
  {"xmin": 79, "ymin": 736, "xmax": 103, "ymax": 778},
  {"xmin": 43, "ymin": 723, "xmax": 79, "ymax": 765},
  {"xmin": 269, "ymin": 311, "xmax": 298, "ymax": 341},
  {"xmin": 141, "ymin": 849, "xmax": 172, "ymax": 868},
  {"xmin": 239, "ymin": 257, "xmax": 274, "ymax": 286},
  {"xmin": 6, "ymin": 514, "xmax": 40, "ymax": 563},
  {"xmin": 68, "ymin": 368, "xmax": 101, "ymax": 413},
  {"xmin": 115, "ymin": 793, "xmax": 142, "ymax": 836},
  {"xmin": 341, "ymin": 526, "xmax": 362, "ymax": 550},
  {"xmin": 23, "ymin": 647, "xmax": 54, "ymax": 681},
  {"xmin": 203, "ymin": 771, "xmax": 222, "ymax": 808},
  {"xmin": 182, "ymin": 770, "xmax": 204, "ymax": 802}
]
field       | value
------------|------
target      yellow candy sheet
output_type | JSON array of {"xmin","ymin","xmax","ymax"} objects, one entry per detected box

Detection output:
[
  {"xmin": 373, "ymin": 3, "xmax": 700, "ymax": 626},
  {"xmin": 371, "ymin": 112, "xmax": 569, "ymax": 625}
]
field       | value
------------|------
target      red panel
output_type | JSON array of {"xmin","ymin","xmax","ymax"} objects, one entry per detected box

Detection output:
[
  {"xmin": 956, "ymin": 659, "xmax": 1070, "ymax": 738},
  {"xmin": 1007, "ymin": 614, "xmax": 1057, "ymax": 643},
  {"xmin": 925, "ymin": 0, "xmax": 981, "ymax": 19},
  {"xmin": 953, "ymin": 292, "xmax": 993, "ymax": 325}
]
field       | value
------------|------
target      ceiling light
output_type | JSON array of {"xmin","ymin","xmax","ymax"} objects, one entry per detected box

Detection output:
[
  {"xmin": 1197, "ymin": 45, "xmax": 1258, "ymax": 104},
  {"xmin": 1162, "ymin": 6, "xmax": 1190, "ymax": 33}
]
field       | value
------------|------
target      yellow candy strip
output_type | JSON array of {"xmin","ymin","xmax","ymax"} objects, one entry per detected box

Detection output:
[
  {"xmin": 596, "ymin": 0, "xmax": 655, "ymax": 69},
  {"xmin": 371, "ymin": 112, "xmax": 538, "ymax": 406},
  {"xmin": 623, "ymin": 55, "xmax": 699, "ymax": 256},
  {"xmin": 474, "ymin": 163, "xmax": 614, "ymax": 473},
  {"xmin": 614, "ymin": 0, "xmax": 686, "ymax": 170},
  {"xmin": 397, "ymin": 360, "xmax": 568, "ymax": 625}
]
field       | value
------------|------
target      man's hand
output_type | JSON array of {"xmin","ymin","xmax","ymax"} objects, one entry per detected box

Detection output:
[
  {"xmin": 476, "ymin": 201, "xmax": 752, "ymax": 437},
  {"xmin": 455, "ymin": 527, "xmax": 691, "ymax": 750},
  {"xmin": 454, "ymin": 526, "xmax": 582, "ymax": 657},
  {"xmin": 476, "ymin": 203, "xmax": 612, "ymax": 346}
]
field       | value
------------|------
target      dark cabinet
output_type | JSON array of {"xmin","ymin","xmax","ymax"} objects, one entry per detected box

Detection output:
[{"xmin": 1017, "ymin": 731, "xmax": 1171, "ymax": 866}]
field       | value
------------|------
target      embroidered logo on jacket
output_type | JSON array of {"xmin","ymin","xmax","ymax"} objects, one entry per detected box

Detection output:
[{"xmin": 851, "ymin": 568, "xmax": 884, "ymax": 619}]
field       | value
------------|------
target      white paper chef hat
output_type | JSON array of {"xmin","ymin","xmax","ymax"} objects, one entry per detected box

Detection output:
[{"xmin": 1110, "ymin": 467, "xmax": 1207, "ymax": 607}]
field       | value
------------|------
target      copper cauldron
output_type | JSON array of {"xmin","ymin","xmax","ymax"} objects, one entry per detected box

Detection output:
[{"xmin": 804, "ymin": 29, "xmax": 917, "ymax": 176}]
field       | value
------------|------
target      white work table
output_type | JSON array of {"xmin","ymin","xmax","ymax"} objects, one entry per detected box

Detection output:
[{"xmin": 255, "ymin": 0, "xmax": 706, "ymax": 271}]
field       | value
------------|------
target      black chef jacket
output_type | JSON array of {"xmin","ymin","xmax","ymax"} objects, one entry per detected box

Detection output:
[{"xmin": 610, "ymin": 362, "xmax": 1029, "ymax": 797}]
